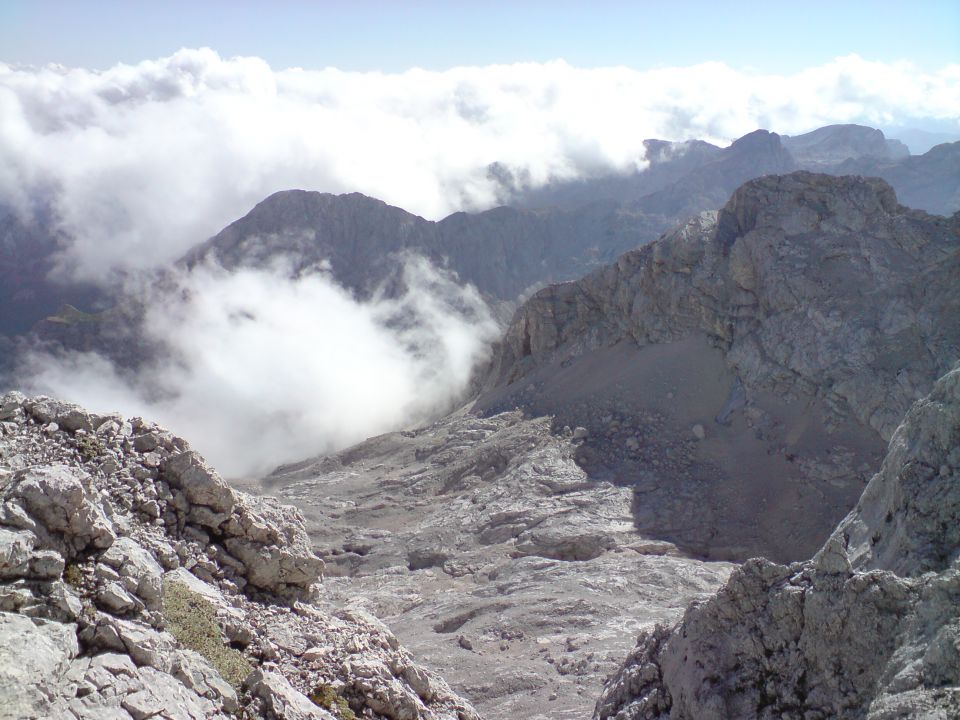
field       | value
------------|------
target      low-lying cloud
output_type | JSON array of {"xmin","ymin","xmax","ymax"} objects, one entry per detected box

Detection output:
[
  {"xmin": 1, "ymin": 49, "xmax": 958, "ymax": 282},
  {"xmin": 18, "ymin": 256, "xmax": 498, "ymax": 476}
]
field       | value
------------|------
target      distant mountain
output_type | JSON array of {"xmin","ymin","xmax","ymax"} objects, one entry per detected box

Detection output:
[
  {"xmin": 506, "ymin": 124, "xmax": 957, "ymax": 218},
  {"xmin": 780, "ymin": 123, "xmax": 909, "ymax": 168},
  {"xmin": 187, "ymin": 129, "xmax": 796, "ymax": 304},
  {"xmin": 835, "ymin": 140, "xmax": 960, "ymax": 217},
  {"xmin": 4, "ymin": 125, "xmax": 958, "ymax": 382},
  {"xmin": 184, "ymin": 191, "xmax": 668, "ymax": 304},
  {"xmin": 885, "ymin": 125, "xmax": 960, "ymax": 154}
]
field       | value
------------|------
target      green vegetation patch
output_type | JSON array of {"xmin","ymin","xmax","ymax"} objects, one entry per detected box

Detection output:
[
  {"xmin": 162, "ymin": 579, "xmax": 253, "ymax": 692},
  {"xmin": 75, "ymin": 434, "xmax": 104, "ymax": 461},
  {"xmin": 310, "ymin": 683, "xmax": 357, "ymax": 720},
  {"xmin": 63, "ymin": 562, "xmax": 84, "ymax": 588}
]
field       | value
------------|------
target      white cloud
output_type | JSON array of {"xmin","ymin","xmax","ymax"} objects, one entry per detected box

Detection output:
[
  {"xmin": 1, "ymin": 49, "xmax": 957, "ymax": 282},
  {"xmin": 18, "ymin": 256, "xmax": 498, "ymax": 477}
]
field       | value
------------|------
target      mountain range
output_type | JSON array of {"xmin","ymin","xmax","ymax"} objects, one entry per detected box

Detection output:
[{"xmin": 0, "ymin": 123, "xmax": 958, "ymax": 719}]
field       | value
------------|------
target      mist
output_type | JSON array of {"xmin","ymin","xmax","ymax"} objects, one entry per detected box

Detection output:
[
  {"xmin": 2, "ymin": 49, "xmax": 958, "ymax": 283},
  {"xmin": 17, "ymin": 256, "xmax": 498, "ymax": 477}
]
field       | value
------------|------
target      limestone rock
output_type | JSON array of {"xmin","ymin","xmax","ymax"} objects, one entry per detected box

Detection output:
[
  {"xmin": 246, "ymin": 669, "xmax": 336, "ymax": 719},
  {"xmin": 594, "ymin": 366, "xmax": 960, "ymax": 720},
  {"xmin": 0, "ymin": 612, "xmax": 79, "ymax": 720},
  {"xmin": 161, "ymin": 451, "xmax": 235, "ymax": 515},
  {"xmin": 7, "ymin": 465, "xmax": 116, "ymax": 556},
  {"xmin": 479, "ymin": 172, "xmax": 960, "ymax": 563},
  {"xmin": 0, "ymin": 395, "xmax": 478, "ymax": 720}
]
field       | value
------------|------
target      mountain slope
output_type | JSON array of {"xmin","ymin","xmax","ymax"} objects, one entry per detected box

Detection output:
[
  {"xmin": 0, "ymin": 392, "xmax": 479, "ymax": 720},
  {"xmin": 478, "ymin": 172, "xmax": 960, "ymax": 562},
  {"xmin": 594, "ymin": 363, "xmax": 960, "ymax": 719}
]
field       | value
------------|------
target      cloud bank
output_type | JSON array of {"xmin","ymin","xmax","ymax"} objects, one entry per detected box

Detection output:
[
  {"xmin": 1, "ymin": 49, "xmax": 958, "ymax": 282},
  {"xmin": 19, "ymin": 257, "xmax": 498, "ymax": 477}
]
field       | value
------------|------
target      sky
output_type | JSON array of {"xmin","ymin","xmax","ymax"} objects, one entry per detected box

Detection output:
[
  {"xmin": 2, "ymin": 0, "xmax": 958, "ymax": 476},
  {"xmin": 1, "ymin": 0, "xmax": 957, "ymax": 74}
]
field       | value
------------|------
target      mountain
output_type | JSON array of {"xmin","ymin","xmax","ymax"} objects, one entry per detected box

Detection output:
[
  {"xmin": 243, "ymin": 172, "xmax": 958, "ymax": 718},
  {"xmin": 479, "ymin": 172, "xmax": 960, "ymax": 563},
  {"xmin": 835, "ymin": 140, "xmax": 960, "ymax": 217},
  {"xmin": 595, "ymin": 363, "xmax": 960, "ymax": 719},
  {"xmin": 780, "ymin": 123, "xmax": 909, "ymax": 168},
  {"xmin": 5, "ymin": 125, "xmax": 957, "ymax": 388},
  {"xmin": 2, "ymin": 170, "xmax": 959, "ymax": 720},
  {"xmin": 885, "ymin": 126, "xmax": 960, "ymax": 154},
  {"xmin": 184, "ymin": 190, "xmax": 666, "ymax": 305},
  {"xmin": 508, "ymin": 125, "xmax": 958, "ymax": 218}
]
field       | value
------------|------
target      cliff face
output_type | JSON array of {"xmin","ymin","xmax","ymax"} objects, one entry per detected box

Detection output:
[
  {"xmin": 0, "ymin": 393, "xmax": 479, "ymax": 720},
  {"xmin": 594, "ymin": 364, "xmax": 960, "ymax": 720},
  {"xmin": 478, "ymin": 172, "xmax": 960, "ymax": 562},
  {"xmin": 486, "ymin": 172, "xmax": 959, "ymax": 437}
]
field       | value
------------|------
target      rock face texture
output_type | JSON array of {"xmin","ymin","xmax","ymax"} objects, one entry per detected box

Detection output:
[
  {"xmin": 256, "ymin": 407, "xmax": 733, "ymax": 720},
  {"xmin": 594, "ymin": 364, "xmax": 960, "ymax": 720},
  {"xmin": 0, "ymin": 392, "xmax": 479, "ymax": 720},
  {"xmin": 479, "ymin": 172, "xmax": 960, "ymax": 562}
]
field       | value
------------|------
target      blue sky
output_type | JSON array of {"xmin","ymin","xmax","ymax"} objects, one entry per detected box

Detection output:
[{"xmin": 1, "ymin": 0, "xmax": 957, "ymax": 72}]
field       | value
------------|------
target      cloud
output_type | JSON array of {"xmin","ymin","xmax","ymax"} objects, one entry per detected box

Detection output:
[
  {"xmin": 17, "ymin": 256, "xmax": 499, "ymax": 477},
  {"xmin": 1, "ymin": 49, "xmax": 958, "ymax": 282}
]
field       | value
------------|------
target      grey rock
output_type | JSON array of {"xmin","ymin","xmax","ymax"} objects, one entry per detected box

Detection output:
[
  {"xmin": 23, "ymin": 397, "xmax": 94, "ymax": 433},
  {"xmin": 245, "ymin": 668, "xmax": 337, "ymax": 719},
  {"xmin": 8, "ymin": 465, "xmax": 116, "ymax": 556},
  {"xmin": 100, "ymin": 537, "xmax": 164, "ymax": 610},
  {"xmin": 594, "ymin": 366, "xmax": 960, "ymax": 720},
  {"xmin": 0, "ymin": 392, "xmax": 25, "ymax": 422},
  {"xmin": 0, "ymin": 394, "xmax": 477, "ymax": 720},
  {"xmin": 263, "ymin": 409, "xmax": 732, "ymax": 720},
  {"xmin": 0, "ymin": 527, "xmax": 34, "ymax": 579},
  {"xmin": 161, "ymin": 451, "xmax": 235, "ymax": 515},
  {"xmin": 480, "ymin": 172, "xmax": 959, "ymax": 563},
  {"xmin": 0, "ymin": 612, "xmax": 78, "ymax": 720}
]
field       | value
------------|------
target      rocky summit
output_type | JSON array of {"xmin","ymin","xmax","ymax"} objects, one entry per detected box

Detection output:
[
  {"xmin": 0, "ymin": 393, "xmax": 478, "ymax": 720},
  {"xmin": 480, "ymin": 172, "xmax": 960, "ymax": 563}
]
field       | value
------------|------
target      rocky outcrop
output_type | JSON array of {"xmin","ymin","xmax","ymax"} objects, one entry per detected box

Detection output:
[
  {"xmin": 594, "ymin": 364, "xmax": 960, "ymax": 720},
  {"xmin": 0, "ymin": 392, "xmax": 479, "ymax": 720},
  {"xmin": 479, "ymin": 172, "xmax": 960, "ymax": 561}
]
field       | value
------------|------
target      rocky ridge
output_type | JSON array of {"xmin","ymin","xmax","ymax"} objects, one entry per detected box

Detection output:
[
  {"xmin": 0, "ymin": 392, "xmax": 479, "ymax": 720},
  {"xmin": 594, "ymin": 363, "xmax": 960, "ymax": 719},
  {"xmin": 479, "ymin": 172, "xmax": 960, "ymax": 562}
]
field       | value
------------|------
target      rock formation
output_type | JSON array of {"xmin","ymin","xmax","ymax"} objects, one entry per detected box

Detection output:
[
  {"xmin": 593, "ymin": 364, "xmax": 960, "ymax": 719},
  {"xmin": 479, "ymin": 172, "xmax": 960, "ymax": 562},
  {"xmin": 0, "ymin": 392, "xmax": 479, "ymax": 720}
]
